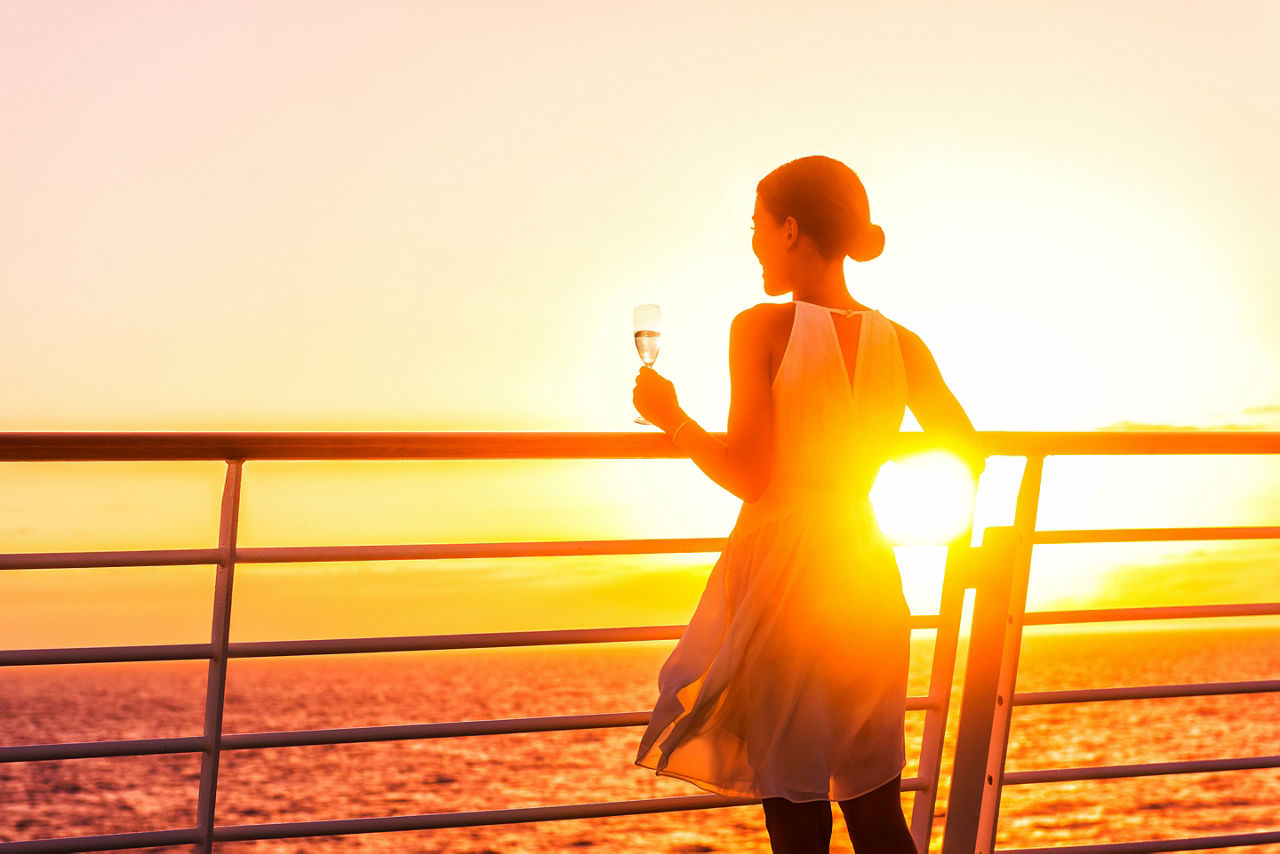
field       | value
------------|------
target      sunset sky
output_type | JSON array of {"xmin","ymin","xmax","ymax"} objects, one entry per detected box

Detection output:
[{"xmin": 2, "ymin": 1, "xmax": 1277, "ymax": 647}]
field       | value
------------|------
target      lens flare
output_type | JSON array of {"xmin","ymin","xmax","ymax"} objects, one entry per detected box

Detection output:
[{"xmin": 870, "ymin": 450, "xmax": 977, "ymax": 545}]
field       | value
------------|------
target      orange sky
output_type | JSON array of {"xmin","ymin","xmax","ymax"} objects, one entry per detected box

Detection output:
[{"xmin": 2, "ymin": 1, "xmax": 1278, "ymax": 647}]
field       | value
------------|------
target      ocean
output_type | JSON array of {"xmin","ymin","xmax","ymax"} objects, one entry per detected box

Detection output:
[{"xmin": 2, "ymin": 625, "xmax": 1277, "ymax": 852}]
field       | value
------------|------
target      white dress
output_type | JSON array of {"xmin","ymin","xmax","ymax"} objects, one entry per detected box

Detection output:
[{"xmin": 634, "ymin": 300, "xmax": 911, "ymax": 803}]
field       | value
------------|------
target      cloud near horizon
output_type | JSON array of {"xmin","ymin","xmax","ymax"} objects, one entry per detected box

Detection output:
[
  {"xmin": 1097, "ymin": 402, "xmax": 1280, "ymax": 433},
  {"xmin": 1098, "ymin": 420, "xmax": 1272, "ymax": 432}
]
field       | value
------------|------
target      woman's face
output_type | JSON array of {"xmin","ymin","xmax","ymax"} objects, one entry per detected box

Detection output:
[{"xmin": 751, "ymin": 195, "xmax": 793, "ymax": 296}]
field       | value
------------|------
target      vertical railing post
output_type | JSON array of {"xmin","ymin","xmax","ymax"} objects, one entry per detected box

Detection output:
[
  {"xmin": 194, "ymin": 460, "xmax": 243, "ymax": 853},
  {"xmin": 941, "ymin": 456, "xmax": 1043, "ymax": 854},
  {"xmin": 909, "ymin": 537, "xmax": 973, "ymax": 852}
]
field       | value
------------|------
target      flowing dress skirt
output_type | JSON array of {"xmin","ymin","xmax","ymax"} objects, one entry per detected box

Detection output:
[{"xmin": 634, "ymin": 488, "xmax": 910, "ymax": 803}]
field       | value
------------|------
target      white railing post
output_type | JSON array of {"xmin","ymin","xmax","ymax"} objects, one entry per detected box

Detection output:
[
  {"xmin": 909, "ymin": 538, "xmax": 973, "ymax": 851},
  {"xmin": 942, "ymin": 456, "xmax": 1043, "ymax": 854},
  {"xmin": 194, "ymin": 460, "xmax": 243, "ymax": 853}
]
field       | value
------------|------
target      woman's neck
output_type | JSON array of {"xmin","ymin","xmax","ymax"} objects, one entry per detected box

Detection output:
[{"xmin": 788, "ymin": 260, "xmax": 859, "ymax": 309}]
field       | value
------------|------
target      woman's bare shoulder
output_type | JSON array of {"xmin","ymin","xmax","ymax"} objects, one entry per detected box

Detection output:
[
  {"xmin": 736, "ymin": 301, "xmax": 791, "ymax": 320},
  {"xmin": 732, "ymin": 302, "xmax": 791, "ymax": 333},
  {"xmin": 884, "ymin": 318, "xmax": 942, "ymax": 377},
  {"xmin": 885, "ymin": 317, "xmax": 926, "ymax": 353}
]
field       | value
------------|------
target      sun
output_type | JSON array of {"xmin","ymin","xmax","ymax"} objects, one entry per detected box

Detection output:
[{"xmin": 869, "ymin": 450, "xmax": 978, "ymax": 545}]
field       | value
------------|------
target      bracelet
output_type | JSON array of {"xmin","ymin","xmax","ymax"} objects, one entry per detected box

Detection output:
[{"xmin": 671, "ymin": 418, "xmax": 693, "ymax": 442}]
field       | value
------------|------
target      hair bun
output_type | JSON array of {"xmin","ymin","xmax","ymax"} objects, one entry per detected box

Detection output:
[
  {"xmin": 848, "ymin": 223, "xmax": 884, "ymax": 263},
  {"xmin": 757, "ymin": 156, "xmax": 881, "ymax": 262}
]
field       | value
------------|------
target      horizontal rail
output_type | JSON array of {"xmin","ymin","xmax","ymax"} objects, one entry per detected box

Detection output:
[
  {"xmin": 0, "ymin": 432, "xmax": 690, "ymax": 461},
  {"xmin": 0, "ymin": 548, "xmax": 220, "ymax": 571},
  {"xmin": 1013, "ymin": 679, "xmax": 1280, "ymax": 706},
  {"xmin": 231, "ymin": 692, "xmax": 925, "ymax": 747},
  {"xmin": 209, "ymin": 794, "xmax": 760, "ymax": 841},
  {"xmin": 3, "ymin": 696, "xmax": 941, "ymax": 762},
  {"xmin": 236, "ymin": 538, "xmax": 728, "ymax": 563},
  {"xmin": 15, "ymin": 681, "xmax": 1264, "ymax": 768},
  {"xmin": 0, "ymin": 713, "xmax": 658, "ymax": 763},
  {"xmin": 213, "ymin": 780, "xmax": 921, "ymax": 840},
  {"xmin": 1007, "ymin": 829, "xmax": 1280, "ymax": 854},
  {"xmin": 0, "ymin": 736, "xmax": 207, "ymax": 763},
  {"xmin": 218, "ymin": 697, "xmax": 934, "ymax": 750},
  {"xmin": 0, "ymin": 786, "xmax": 926, "ymax": 851},
  {"xmin": 230, "ymin": 625, "xmax": 686, "ymax": 657},
  {"xmin": 1, "ymin": 617, "xmax": 942, "ymax": 666},
  {"xmin": 1025, "ymin": 602, "xmax": 1280, "ymax": 625},
  {"xmin": 230, "ymin": 618, "xmax": 941, "ymax": 658},
  {"xmin": 7, "ymin": 527, "xmax": 1278, "ymax": 573},
  {"xmin": 1033, "ymin": 526, "xmax": 1280, "ymax": 545},
  {"xmin": 0, "ymin": 627, "xmax": 688, "ymax": 666},
  {"xmin": 0, "ymin": 827, "xmax": 201, "ymax": 854},
  {"xmin": 223, "ymin": 711, "xmax": 654, "ymax": 750},
  {"xmin": 0, "ymin": 538, "xmax": 730, "ymax": 571},
  {"xmin": 2, "ymin": 430, "xmax": 1277, "ymax": 462},
  {"xmin": 1003, "ymin": 754, "xmax": 1280, "ymax": 785},
  {"xmin": 0, "ymin": 643, "xmax": 214, "ymax": 666}
]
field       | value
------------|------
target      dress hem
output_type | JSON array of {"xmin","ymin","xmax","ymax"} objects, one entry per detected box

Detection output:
[{"xmin": 633, "ymin": 758, "xmax": 906, "ymax": 804}]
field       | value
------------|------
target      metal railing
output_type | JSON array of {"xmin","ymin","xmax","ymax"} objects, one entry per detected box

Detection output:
[
  {"xmin": 1, "ymin": 431, "xmax": 1278, "ymax": 853},
  {"xmin": 937, "ymin": 435, "xmax": 1280, "ymax": 854}
]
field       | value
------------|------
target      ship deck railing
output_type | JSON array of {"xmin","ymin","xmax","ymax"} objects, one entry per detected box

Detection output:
[{"xmin": 1, "ymin": 431, "xmax": 1278, "ymax": 853}]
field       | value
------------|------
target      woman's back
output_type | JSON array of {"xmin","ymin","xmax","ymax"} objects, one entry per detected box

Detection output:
[{"xmin": 765, "ymin": 300, "xmax": 908, "ymax": 499}]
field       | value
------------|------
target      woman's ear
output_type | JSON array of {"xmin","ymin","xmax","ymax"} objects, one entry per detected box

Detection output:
[{"xmin": 783, "ymin": 215, "xmax": 799, "ymax": 246}]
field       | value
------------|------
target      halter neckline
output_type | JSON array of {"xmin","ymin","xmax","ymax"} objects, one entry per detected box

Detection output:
[{"xmin": 792, "ymin": 300, "xmax": 874, "ymax": 316}]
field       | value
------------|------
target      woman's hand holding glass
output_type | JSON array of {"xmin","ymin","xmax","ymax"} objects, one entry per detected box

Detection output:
[{"xmin": 633, "ymin": 366, "xmax": 683, "ymax": 433}]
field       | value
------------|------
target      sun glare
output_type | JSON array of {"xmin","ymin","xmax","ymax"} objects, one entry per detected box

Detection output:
[{"xmin": 870, "ymin": 451, "xmax": 978, "ymax": 545}]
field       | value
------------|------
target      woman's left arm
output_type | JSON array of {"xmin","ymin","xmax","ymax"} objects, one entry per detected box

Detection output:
[
  {"xmin": 633, "ymin": 307, "xmax": 774, "ymax": 502},
  {"xmin": 896, "ymin": 324, "xmax": 986, "ymax": 478}
]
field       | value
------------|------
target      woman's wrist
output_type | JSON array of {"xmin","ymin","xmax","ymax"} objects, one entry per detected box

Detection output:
[
  {"xmin": 660, "ymin": 409, "xmax": 692, "ymax": 438},
  {"xmin": 671, "ymin": 417, "xmax": 694, "ymax": 443}
]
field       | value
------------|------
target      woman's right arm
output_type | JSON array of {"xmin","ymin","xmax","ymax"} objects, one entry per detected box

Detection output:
[
  {"xmin": 896, "ymin": 325, "xmax": 986, "ymax": 477},
  {"xmin": 633, "ymin": 306, "xmax": 774, "ymax": 503}
]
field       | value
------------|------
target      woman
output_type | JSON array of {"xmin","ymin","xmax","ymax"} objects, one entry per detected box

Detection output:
[{"xmin": 632, "ymin": 155, "xmax": 983, "ymax": 854}]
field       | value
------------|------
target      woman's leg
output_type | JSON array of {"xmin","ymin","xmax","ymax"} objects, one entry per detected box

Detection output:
[
  {"xmin": 761, "ymin": 797, "xmax": 833, "ymax": 854},
  {"xmin": 836, "ymin": 776, "xmax": 917, "ymax": 854}
]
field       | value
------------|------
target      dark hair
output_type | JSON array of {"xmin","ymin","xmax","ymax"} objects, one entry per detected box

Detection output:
[{"xmin": 756, "ymin": 155, "xmax": 885, "ymax": 262}]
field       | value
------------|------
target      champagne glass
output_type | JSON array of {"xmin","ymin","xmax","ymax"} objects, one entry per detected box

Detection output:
[{"xmin": 633, "ymin": 303, "xmax": 662, "ymax": 425}]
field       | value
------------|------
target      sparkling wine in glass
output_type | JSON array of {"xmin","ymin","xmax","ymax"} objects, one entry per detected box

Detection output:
[{"xmin": 633, "ymin": 303, "xmax": 662, "ymax": 425}]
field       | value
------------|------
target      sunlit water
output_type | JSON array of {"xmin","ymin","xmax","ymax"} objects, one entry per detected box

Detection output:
[{"xmin": 2, "ymin": 626, "xmax": 1277, "ymax": 852}]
